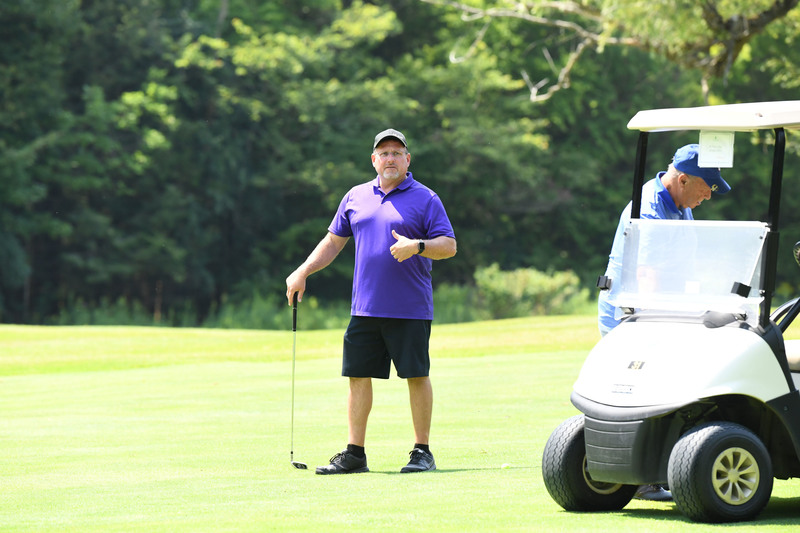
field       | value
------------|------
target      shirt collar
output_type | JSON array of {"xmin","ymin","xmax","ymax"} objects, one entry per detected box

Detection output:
[
  {"xmin": 654, "ymin": 171, "xmax": 681, "ymax": 215},
  {"xmin": 372, "ymin": 172, "xmax": 414, "ymax": 195}
]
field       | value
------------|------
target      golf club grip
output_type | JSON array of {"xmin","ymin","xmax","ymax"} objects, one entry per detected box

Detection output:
[{"xmin": 292, "ymin": 292, "xmax": 298, "ymax": 332}]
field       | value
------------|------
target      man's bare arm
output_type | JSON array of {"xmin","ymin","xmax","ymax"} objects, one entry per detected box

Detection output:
[{"xmin": 285, "ymin": 232, "xmax": 350, "ymax": 304}]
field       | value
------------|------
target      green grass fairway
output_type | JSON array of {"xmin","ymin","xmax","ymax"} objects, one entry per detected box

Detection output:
[{"xmin": 1, "ymin": 317, "xmax": 799, "ymax": 531}]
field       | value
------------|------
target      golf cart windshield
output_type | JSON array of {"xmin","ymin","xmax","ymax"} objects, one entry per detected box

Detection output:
[
  {"xmin": 622, "ymin": 101, "xmax": 800, "ymax": 328},
  {"xmin": 607, "ymin": 219, "xmax": 768, "ymax": 323}
]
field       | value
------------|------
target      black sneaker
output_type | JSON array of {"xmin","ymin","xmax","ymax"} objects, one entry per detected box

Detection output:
[
  {"xmin": 400, "ymin": 448, "xmax": 436, "ymax": 473},
  {"xmin": 634, "ymin": 484, "xmax": 672, "ymax": 501},
  {"xmin": 315, "ymin": 450, "xmax": 369, "ymax": 475}
]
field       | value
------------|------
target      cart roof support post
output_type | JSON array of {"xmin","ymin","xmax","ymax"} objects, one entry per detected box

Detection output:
[
  {"xmin": 761, "ymin": 127, "xmax": 786, "ymax": 328},
  {"xmin": 630, "ymin": 131, "xmax": 649, "ymax": 220}
]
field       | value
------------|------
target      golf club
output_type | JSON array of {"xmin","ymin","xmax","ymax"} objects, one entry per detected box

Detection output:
[{"xmin": 290, "ymin": 292, "xmax": 308, "ymax": 469}]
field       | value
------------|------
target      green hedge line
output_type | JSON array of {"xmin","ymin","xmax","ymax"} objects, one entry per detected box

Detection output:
[{"xmin": 50, "ymin": 266, "xmax": 593, "ymax": 329}]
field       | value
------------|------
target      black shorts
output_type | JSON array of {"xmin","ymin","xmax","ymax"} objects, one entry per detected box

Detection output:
[{"xmin": 342, "ymin": 316, "xmax": 431, "ymax": 379}]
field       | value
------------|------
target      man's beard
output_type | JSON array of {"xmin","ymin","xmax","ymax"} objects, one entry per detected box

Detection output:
[{"xmin": 383, "ymin": 168, "xmax": 402, "ymax": 180}]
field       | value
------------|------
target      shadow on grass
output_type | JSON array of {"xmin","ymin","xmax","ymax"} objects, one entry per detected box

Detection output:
[
  {"xmin": 370, "ymin": 466, "xmax": 538, "ymax": 475},
  {"xmin": 612, "ymin": 495, "xmax": 800, "ymax": 525},
  {"xmin": 760, "ymin": 496, "xmax": 800, "ymax": 522}
]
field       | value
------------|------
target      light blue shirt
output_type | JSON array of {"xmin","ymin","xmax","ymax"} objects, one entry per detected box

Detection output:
[{"xmin": 598, "ymin": 173, "xmax": 694, "ymax": 334}]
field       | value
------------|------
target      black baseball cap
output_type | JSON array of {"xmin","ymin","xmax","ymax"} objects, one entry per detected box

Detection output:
[{"xmin": 373, "ymin": 128, "xmax": 408, "ymax": 150}]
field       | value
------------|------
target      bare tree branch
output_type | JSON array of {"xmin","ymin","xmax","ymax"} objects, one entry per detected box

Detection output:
[
  {"xmin": 216, "ymin": 0, "xmax": 229, "ymax": 38},
  {"xmin": 449, "ymin": 18, "xmax": 491, "ymax": 63},
  {"xmin": 522, "ymin": 38, "xmax": 591, "ymax": 103},
  {"xmin": 420, "ymin": 0, "xmax": 800, "ymax": 103},
  {"xmin": 698, "ymin": 0, "xmax": 799, "ymax": 78}
]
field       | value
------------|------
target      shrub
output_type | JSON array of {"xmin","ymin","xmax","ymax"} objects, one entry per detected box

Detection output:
[
  {"xmin": 474, "ymin": 263, "xmax": 590, "ymax": 319},
  {"xmin": 50, "ymin": 297, "xmax": 156, "ymax": 326},
  {"xmin": 46, "ymin": 269, "xmax": 593, "ymax": 329},
  {"xmin": 433, "ymin": 282, "xmax": 491, "ymax": 324},
  {"xmin": 202, "ymin": 292, "xmax": 351, "ymax": 331}
]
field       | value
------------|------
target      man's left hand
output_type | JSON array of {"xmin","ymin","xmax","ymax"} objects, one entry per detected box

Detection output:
[{"xmin": 390, "ymin": 230, "xmax": 419, "ymax": 263}]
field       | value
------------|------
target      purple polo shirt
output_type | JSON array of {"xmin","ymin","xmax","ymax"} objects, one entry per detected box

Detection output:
[{"xmin": 328, "ymin": 172, "xmax": 455, "ymax": 320}]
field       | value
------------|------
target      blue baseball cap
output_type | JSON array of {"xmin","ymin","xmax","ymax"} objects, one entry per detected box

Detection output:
[{"xmin": 672, "ymin": 144, "xmax": 731, "ymax": 194}]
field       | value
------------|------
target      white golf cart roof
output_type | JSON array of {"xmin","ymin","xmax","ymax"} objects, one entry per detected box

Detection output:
[{"xmin": 628, "ymin": 100, "xmax": 800, "ymax": 132}]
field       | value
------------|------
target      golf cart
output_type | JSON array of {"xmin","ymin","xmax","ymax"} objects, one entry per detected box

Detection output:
[{"xmin": 542, "ymin": 101, "xmax": 800, "ymax": 523}]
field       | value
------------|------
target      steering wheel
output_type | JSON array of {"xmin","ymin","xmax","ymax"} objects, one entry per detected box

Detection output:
[{"xmin": 794, "ymin": 241, "xmax": 800, "ymax": 267}]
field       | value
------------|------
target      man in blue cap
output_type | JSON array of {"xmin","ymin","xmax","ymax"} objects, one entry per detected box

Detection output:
[{"xmin": 597, "ymin": 143, "xmax": 731, "ymax": 500}]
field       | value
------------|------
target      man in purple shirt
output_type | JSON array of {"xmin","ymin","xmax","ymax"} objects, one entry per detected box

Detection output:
[{"xmin": 286, "ymin": 128, "xmax": 457, "ymax": 475}]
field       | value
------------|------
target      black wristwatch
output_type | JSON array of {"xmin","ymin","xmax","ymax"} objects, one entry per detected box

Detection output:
[{"xmin": 417, "ymin": 240, "xmax": 425, "ymax": 254}]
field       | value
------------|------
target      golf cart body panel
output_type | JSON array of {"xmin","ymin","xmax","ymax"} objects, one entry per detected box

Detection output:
[
  {"xmin": 543, "ymin": 101, "xmax": 800, "ymax": 523},
  {"xmin": 571, "ymin": 389, "xmax": 800, "ymax": 486},
  {"xmin": 574, "ymin": 321, "xmax": 791, "ymax": 409}
]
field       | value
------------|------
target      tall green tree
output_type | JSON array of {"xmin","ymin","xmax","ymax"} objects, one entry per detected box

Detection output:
[
  {"xmin": 1, "ymin": 0, "xmax": 188, "ymax": 321},
  {"xmin": 0, "ymin": 1, "xmax": 80, "ymax": 320},
  {"xmin": 415, "ymin": 0, "xmax": 800, "ymax": 287},
  {"xmin": 2, "ymin": 0, "xmax": 799, "ymax": 326}
]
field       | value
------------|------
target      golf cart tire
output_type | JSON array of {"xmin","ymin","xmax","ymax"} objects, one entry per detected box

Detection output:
[
  {"xmin": 542, "ymin": 414, "xmax": 637, "ymax": 511},
  {"xmin": 667, "ymin": 422, "xmax": 773, "ymax": 523}
]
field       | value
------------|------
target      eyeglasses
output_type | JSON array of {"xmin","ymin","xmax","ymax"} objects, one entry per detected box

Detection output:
[{"xmin": 375, "ymin": 150, "xmax": 407, "ymax": 159}]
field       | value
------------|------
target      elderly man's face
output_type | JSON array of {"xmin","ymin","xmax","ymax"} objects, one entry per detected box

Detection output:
[{"xmin": 678, "ymin": 174, "xmax": 713, "ymax": 209}]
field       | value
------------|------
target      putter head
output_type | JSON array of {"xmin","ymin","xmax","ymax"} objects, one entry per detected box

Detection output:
[{"xmin": 291, "ymin": 461, "xmax": 308, "ymax": 470}]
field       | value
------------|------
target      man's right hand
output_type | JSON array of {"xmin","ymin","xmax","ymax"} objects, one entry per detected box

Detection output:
[{"xmin": 285, "ymin": 271, "xmax": 306, "ymax": 306}]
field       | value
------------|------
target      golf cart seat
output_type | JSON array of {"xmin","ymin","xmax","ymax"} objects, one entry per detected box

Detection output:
[
  {"xmin": 783, "ymin": 339, "xmax": 800, "ymax": 372},
  {"xmin": 782, "ymin": 242, "xmax": 800, "ymax": 372}
]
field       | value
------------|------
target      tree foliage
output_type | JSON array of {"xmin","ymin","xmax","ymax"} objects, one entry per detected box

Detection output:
[
  {"xmin": 1, "ymin": 0, "xmax": 799, "ymax": 326},
  {"xmin": 421, "ymin": 0, "xmax": 799, "ymax": 101}
]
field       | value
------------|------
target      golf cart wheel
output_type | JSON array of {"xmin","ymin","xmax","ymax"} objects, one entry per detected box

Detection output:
[
  {"xmin": 542, "ymin": 414, "xmax": 637, "ymax": 511},
  {"xmin": 668, "ymin": 422, "xmax": 773, "ymax": 523}
]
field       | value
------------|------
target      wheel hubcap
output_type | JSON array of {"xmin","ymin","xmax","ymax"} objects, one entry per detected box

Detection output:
[
  {"xmin": 712, "ymin": 446, "xmax": 760, "ymax": 505},
  {"xmin": 582, "ymin": 455, "xmax": 623, "ymax": 495}
]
